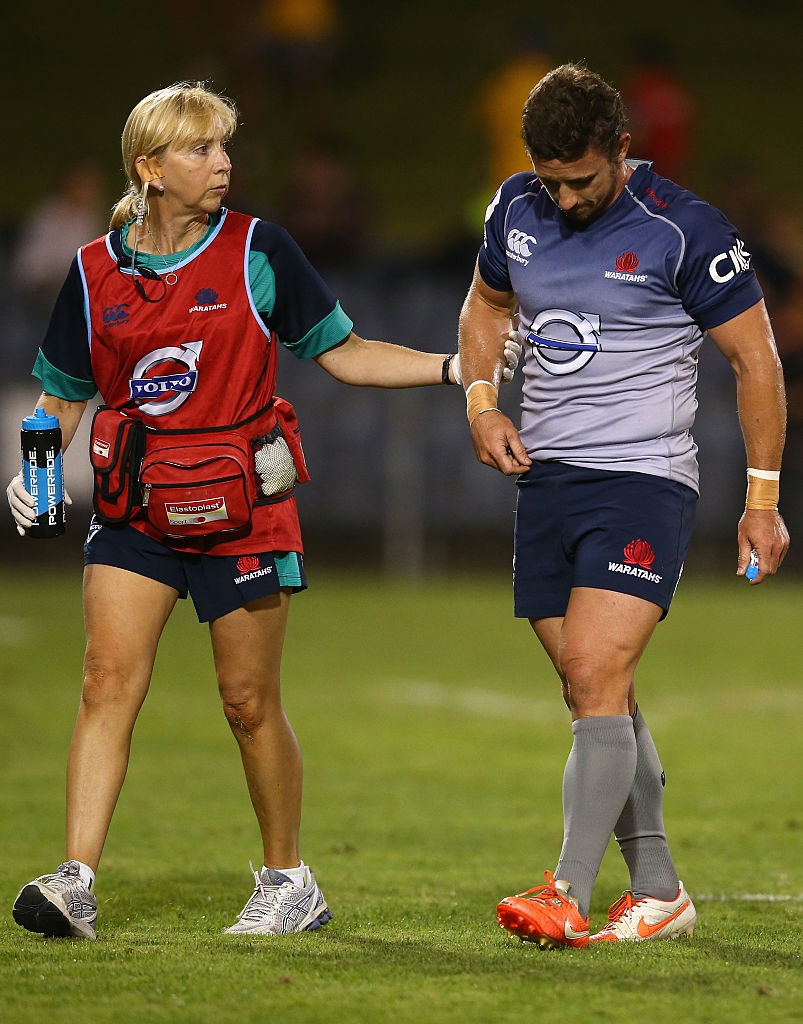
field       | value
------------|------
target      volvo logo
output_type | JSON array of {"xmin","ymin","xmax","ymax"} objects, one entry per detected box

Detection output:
[
  {"xmin": 526, "ymin": 309, "xmax": 602, "ymax": 376},
  {"xmin": 129, "ymin": 340, "xmax": 203, "ymax": 415}
]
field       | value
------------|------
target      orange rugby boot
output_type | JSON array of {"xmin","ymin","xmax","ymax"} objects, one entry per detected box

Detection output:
[{"xmin": 496, "ymin": 870, "xmax": 589, "ymax": 949}]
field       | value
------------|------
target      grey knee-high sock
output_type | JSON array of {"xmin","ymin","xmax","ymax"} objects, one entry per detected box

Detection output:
[
  {"xmin": 613, "ymin": 705, "xmax": 680, "ymax": 901},
  {"xmin": 554, "ymin": 715, "xmax": 637, "ymax": 918}
]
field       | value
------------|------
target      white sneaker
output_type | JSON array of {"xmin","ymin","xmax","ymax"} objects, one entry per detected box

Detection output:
[
  {"xmin": 224, "ymin": 863, "xmax": 332, "ymax": 935},
  {"xmin": 590, "ymin": 882, "xmax": 696, "ymax": 942},
  {"xmin": 13, "ymin": 861, "xmax": 98, "ymax": 939}
]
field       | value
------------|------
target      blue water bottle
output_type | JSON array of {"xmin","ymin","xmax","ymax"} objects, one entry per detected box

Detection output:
[{"xmin": 21, "ymin": 407, "xmax": 66, "ymax": 538}]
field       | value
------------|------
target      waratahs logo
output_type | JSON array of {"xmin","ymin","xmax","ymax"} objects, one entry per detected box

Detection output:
[
  {"xmin": 236, "ymin": 555, "xmax": 261, "ymax": 575},
  {"xmin": 189, "ymin": 287, "xmax": 227, "ymax": 314},
  {"xmin": 605, "ymin": 251, "xmax": 648, "ymax": 284},
  {"xmin": 615, "ymin": 252, "xmax": 639, "ymax": 273},
  {"xmin": 608, "ymin": 538, "xmax": 662, "ymax": 584},
  {"xmin": 233, "ymin": 554, "xmax": 274, "ymax": 585},
  {"xmin": 623, "ymin": 538, "xmax": 655, "ymax": 569},
  {"xmin": 128, "ymin": 340, "xmax": 203, "ymax": 416}
]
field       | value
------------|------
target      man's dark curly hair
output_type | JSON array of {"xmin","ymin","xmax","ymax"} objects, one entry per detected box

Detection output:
[{"xmin": 521, "ymin": 63, "xmax": 628, "ymax": 162}]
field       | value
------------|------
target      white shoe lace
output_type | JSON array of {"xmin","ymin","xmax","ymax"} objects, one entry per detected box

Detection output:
[{"xmin": 235, "ymin": 861, "xmax": 299, "ymax": 926}]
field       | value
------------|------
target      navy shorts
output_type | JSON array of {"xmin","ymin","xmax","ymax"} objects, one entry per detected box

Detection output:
[
  {"xmin": 83, "ymin": 519, "xmax": 307, "ymax": 623},
  {"xmin": 514, "ymin": 463, "xmax": 697, "ymax": 621}
]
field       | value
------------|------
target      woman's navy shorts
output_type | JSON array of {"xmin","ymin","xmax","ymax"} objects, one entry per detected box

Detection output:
[
  {"xmin": 84, "ymin": 518, "xmax": 307, "ymax": 623},
  {"xmin": 513, "ymin": 462, "xmax": 698, "ymax": 621}
]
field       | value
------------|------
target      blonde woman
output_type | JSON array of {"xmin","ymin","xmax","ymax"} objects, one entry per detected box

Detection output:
[{"xmin": 7, "ymin": 81, "xmax": 518, "ymax": 939}]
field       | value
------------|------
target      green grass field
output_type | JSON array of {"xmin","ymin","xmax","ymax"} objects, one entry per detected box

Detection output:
[{"xmin": 0, "ymin": 566, "xmax": 800, "ymax": 1023}]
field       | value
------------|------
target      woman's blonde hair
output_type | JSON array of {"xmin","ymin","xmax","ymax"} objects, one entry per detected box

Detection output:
[{"xmin": 110, "ymin": 81, "xmax": 239, "ymax": 229}]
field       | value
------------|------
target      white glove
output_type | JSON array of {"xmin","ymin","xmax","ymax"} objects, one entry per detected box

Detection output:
[
  {"xmin": 7, "ymin": 472, "xmax": 71, "ymax": 536},
  {"xmin": 7, "ymin": 473, "xmax": 35, "ymax": 536},
  {"xmin": 450, "ymin": 353, "xmax": 463, "ymax": 385},
  {"xmin": 450, "ymin": 330, "xmax": 523, "ymax": 386},
  {"xmin": 502, "ymin": 330, "xmax": 523, "ymax": 380}
]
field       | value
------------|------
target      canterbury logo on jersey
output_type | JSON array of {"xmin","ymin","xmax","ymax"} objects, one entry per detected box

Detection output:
[
  {"xmin": 103, "ymin": 304, "xmax": 131, "ymax": 325},
  {"xmin": 506, "ymin": 229, "xmax": 537, "ymax": 264}
]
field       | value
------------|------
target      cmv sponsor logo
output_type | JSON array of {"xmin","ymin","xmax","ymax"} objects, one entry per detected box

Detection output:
[{"xmin": 709, "ymin": 239, "xmax": 751, "ymax": 283}]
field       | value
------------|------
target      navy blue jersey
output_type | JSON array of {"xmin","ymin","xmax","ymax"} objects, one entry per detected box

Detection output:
[{"xmin": 479, "ymin": 160, "xmax": 763, "ymax": 492}]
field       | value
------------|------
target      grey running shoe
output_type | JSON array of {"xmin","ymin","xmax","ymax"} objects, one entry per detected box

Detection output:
[
  {"xmin": 224, "ymin": 863, "xmax": 332, "ymax": 935},
  {"xmin": 13, "ymin": 861, "xmax": 97, "ymax": 939}
]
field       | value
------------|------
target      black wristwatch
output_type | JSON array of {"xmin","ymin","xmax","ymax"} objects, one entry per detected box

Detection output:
[{"xmin": 442, "ymin": 353, "xmax": 457, "ymax": 385}]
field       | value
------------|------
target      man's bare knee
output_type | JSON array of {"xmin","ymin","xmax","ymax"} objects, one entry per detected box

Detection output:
[
  {"xmin": 562, "ymin": 653, "xmax": 632, "ymax": 716},
  {"xmin": 562, "ymin": 656, "xmax": 597, "ymax": 714}
]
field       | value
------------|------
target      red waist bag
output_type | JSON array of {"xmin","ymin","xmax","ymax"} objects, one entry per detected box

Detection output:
[
  {"xmin": 140, "ymin": 430, "xmax": 256, "ymax": 539},
  {"xmin": 89, "ymin": 399, "xmax": 309, "ymax": 539}
]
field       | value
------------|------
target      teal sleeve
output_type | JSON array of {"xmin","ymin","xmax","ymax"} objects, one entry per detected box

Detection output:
[
  {"xmin": 286, "ymin": 302, "xmax": 353, "ymax": 359},
  {"xmin": 248, "ymin": 250, "xmax": 353, "ymax": 360},
  {"xmin": 32, "ymin": 349, "xmax": 97, "ymax": 401}
]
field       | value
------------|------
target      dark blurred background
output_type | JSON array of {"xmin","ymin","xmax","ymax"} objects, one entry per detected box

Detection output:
[{"xmin": 2, "ymin": 0, "xmax": 801, "ymax": 577}]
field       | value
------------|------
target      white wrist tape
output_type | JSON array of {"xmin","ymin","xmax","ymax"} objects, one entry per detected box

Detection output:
[
  {"xmin": 465, "ymin": 379, "xmax": 497, "ymax": 395},
  {"xmin": 465, "ymin": 380, "xmax": 499, "ymax": 426}
]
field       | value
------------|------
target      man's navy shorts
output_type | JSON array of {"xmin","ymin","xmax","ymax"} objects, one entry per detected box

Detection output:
[
  {"xmin": 514, "ymin": 462, "xmax": 698, "ymax": 621},
  {"xmin": 83, "ymin": 519, "xmax": 307, "ymax": 623}
]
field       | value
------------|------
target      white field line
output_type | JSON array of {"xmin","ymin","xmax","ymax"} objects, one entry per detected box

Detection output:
[
  {"xmin": 385, "ymin": 678, "xmax": 802, "ymax": 725},
  {"xmin": 695, "ymin": 893, "xmax": 802, "ymax": 903},
  {"xmin": 384, "ymin": 679, "xmax": 564, "ymax": 723}
]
